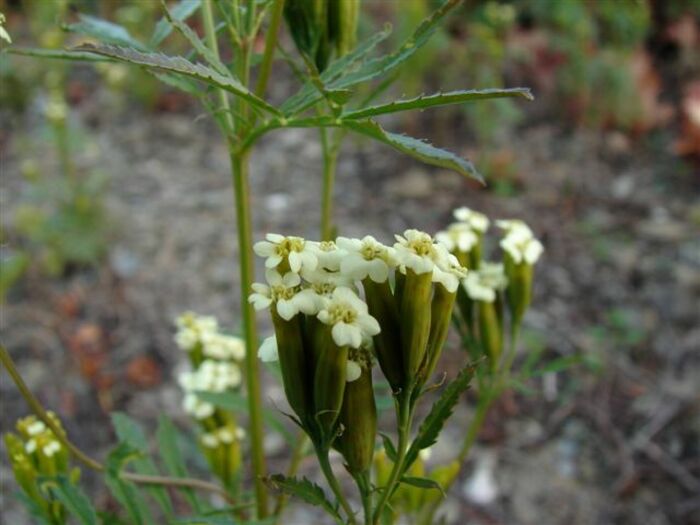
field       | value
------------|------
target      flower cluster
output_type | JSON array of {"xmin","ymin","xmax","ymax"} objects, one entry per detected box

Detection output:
[
  {"xmin": 438, "ymin": 207, "xmax": 544, "ymax": 369},
  {"xmin": 4, "ymin": 413, "xmax": 79, "ymax": 522},
  {"xmin": 251, "ymin": 230, "xmax": 466, "ymax": 474},
  {"xmin": 173, "ymin": 312, "xmax": 245, "ymax": 487}
]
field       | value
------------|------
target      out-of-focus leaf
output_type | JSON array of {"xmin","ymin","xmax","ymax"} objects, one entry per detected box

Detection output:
[
  {"xmin": 6, "ymin": 47, "xmax": 111, "ymax": 61},
  {"xmin": 264, "ymin": 475, "xmax": 342, "ymax": 524},
  {"xmin": 380, "ymin": 433, "xmax": 398, "ymax": 462},
  {"xmin": 43, "ymin": 475, "xmax": 98, "ymax": 524},
  {"xmin": 156, "ymin": 417, "xmax": 202, "ymax": 513},
  {"xmin": 73, "ymin": 44, "xmax": 280, "ymax": 115},
  {"xmin": 342, "ymin": 119, "xmax": 483, "ymax": 182},
  {"xmin": 0, "ymin": 251, "xmax": 29, "ymax": 300},
  {"xmin": 151, "ymin": 0, "xmax": 201, "ymax": 47},
  {"xmin": 105, "ymin": 443, "xmax": 155, "ymax": 525},
  {"xmin": 400, "ymin": 476, "xmax": 444, "ymax": 494},
  {"xmin": 342, "ymin": 88, "xmax": 533, "ymax": 120},
  {"xmin": 65, "ymin": 15, "xmax": 148, "ymax": 51}
]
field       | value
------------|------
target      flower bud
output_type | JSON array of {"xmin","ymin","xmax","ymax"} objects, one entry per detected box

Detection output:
[
  {"xmin": 312, "ymin": 326, "xmax": 348, "ymax": 439},
  {"xmin": 504, "ymin": 253, "xmax": 534, "ymax": 328},
  {"xmin": 327, "ymin": 0, "xmax": 360, "ymax": 57},
  {"xmin": 420, "ymin": 283, "xmax": 457, "ymax": 384},
  {"xmin": 335, "ymin": 353, "xmax": 376, "ymax": 474},
  {"xmin": 284, "ymin": 0, "xmax": 331, "ymax": 71},
  {"xmin": 478, "ymin": 300, "xmax": 502, "ymax": 371},
  {"xmin": 400, "ymin": 269, "xmax": 433, "ymax": 382},
  {"xmin": 362, "ymin": 279, "xmax": 404, "ymax": 392},
  {"xmin": 271, "ymin": 310, "xmax": 312, "ymax": 424}
]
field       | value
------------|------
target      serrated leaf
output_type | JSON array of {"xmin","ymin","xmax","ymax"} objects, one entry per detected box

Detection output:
[
  {"xmin": 44, "ymin": 475, "xmax": 98, "ymax": 524},
  {"xmin": 380, "ymin": 433, "xmax": 398, "ymax": 462},
  {"xmin": 400, "ymin": 475, "xmax": 444, "ymax": 495},
  {"xmin": 264, "ymin": 475, "xmax": 342, "ymax": 523},
  {"xmin": 111, "ymin": 413, "xmax": 173, "ymax": 518},
  {"xmin": 342, "ymin": 119, "xmax": 483, "ymax": 182},
  {"xmin": 6, "ymin": 47, "xmax": 111, "ymax": 61},
  {"xmin": 280, "ymin": 26, "xmax": 391, "ymax": 116},
  {"xmin": 403, "ymin": 365, "xmax": 476, "ymax": 470},
  {"xmin": 342, "ymin": 88, "xmax": 533, "ymax": 120},
  {"xmin": 156, "ymin": 417, "xmax": 202, "ymax": 513},
  {"xmin": 151, "ymin": 0, "xmax": 201, "ymax": 47},
  {"xmin": 72, "ymin": 44, "xmax": 280, "ymax": 116},
  {"xmin": 66, "ymin": 15, "xmax": 148, "ymax": 51},
  {"xmin": 162, "ymin": 3, "xmax": 229, "ymax": 76},
  {"xmin": 195, "ymin": 391, "xmax": 294, "ymax": 445},
  {"xmin": 15, "ymin": 490, "xmax": 53, "ymax": 524},
  {"xmin": 331, "ymin": 0, "xmax": 460, "ymax": 90},
  {"xmin": 105, "ymin": 443, "xmax": 155, "ymax": 525}
]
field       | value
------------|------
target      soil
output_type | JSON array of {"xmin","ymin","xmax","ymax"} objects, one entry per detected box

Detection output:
[{"xmin": 1, "ymin": 82, "xmax": 699, "ymax": 525}]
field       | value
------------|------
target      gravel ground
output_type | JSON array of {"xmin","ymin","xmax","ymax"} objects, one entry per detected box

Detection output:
[{"xmin": 1, "ymin": 90, "xmax": 699, "ymax": 524}]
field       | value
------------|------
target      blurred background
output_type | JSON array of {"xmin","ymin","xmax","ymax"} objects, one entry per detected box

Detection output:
[{"xmin": 1, "ymin": 1, "xmax": 699, "ymax": 524}]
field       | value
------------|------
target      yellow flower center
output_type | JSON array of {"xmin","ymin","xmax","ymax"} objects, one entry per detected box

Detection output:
[
  {"xmin": 271, "ymin": 285, "xmax": 297, "ymax": 301},
  {"xmin": 360, "ymin": 241, "xmax": 385, "ymax": 261},
  {"xmin": 326, "ymin": 304, "xmax": 357, "ymax": 324},
  {"xmin": 274, "ymin": 237, "xmax": 305, "ymax": 257}
]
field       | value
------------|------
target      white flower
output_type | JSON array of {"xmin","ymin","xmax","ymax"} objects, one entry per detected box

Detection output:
[
  {"xmin": 179, "ymin": 360, "xmax": 242, "ymax": 393},
  {"xmin": 201, "ymin": 432, "xmax": 218, "ymax": 448},
  {"xmin": 217, "ymin": 427, "xmax": 235, "ymax": 444},
  {"xmin": 203, "ymin": 333, "xmax": 245, "ymax": 360},
  {"xmin": 495, "ymin": 219, "xmax": 532, "ymax": 237},
  {"xmin": 393, "ymin": 229, "xmax": 440, "ymax": 274},
  {"xmin": 435, "ymin": 223, "xmax": 478, "ymax": 253},
  {"xmin": 27, "ymin": 421, "xmax": 46, "ymax": 437},
  {"xmin": 432, "ymin": 244, "xmax": 467, "ymax": 293},
  {"xmin": 308, "ymin": 240, "xmax": 344, "ymax": 271},
  {"xmin": 454, "ymin": 207, "xmax": 490, "ymax": 233},
  {"xmin": 183, "ymin": 393, "xmax": 215, "ymax": 419},
  {"xmin": 337, "ymin": 235, "xmax": 397, "ymax": 283},
  {"xmin": 254, "ymin": 234, "xmax": 318, "ymax": 273},
  {"xmin": 174, "ymin": 312, "xmax": 219, "ymax": 352},
  {"xmin": 42, "ymin": 441, "xmax": 61, "ymax": 458},
  {"xmin": 499, "ymin": 223, "xmax": 544, "ymax": 265},
  {"xmin": 248, "ymin": 270, "xmax": 318, "ymax": 320},
  {"xmin": 25, "ymin": 439, "xmax": 37, "ymax": 454},
  {"xmin": 317, "ymin": 287, "xmax": 380, "ymax": 348},
  {"xmin": 463, "ymin": 262, "xmax": 508, "ymax": 303},
  {"xmin": 258, "ymin": 335, "xmax": 279, "ymax": 362},
  {"xmin": 301, "ymin": 266, "xmax": 355, "ymax": 309}
]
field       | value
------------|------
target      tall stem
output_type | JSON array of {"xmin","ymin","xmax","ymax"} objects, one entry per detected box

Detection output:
[
  {"xmin": 372, "ymin": 396, "xmax": 412, "ymax": 525},
  {"xmin": 231, "ymin": 150, "xmax": 268, "ymax": 518},
  {"xmin": 202, "ymin": 0, "xmax": 268, "ymax": 516},
  {"xmin": 272, "ymin": 433, "xmax": 308, "ymax": 521},
  {"xmin": 320, "ymin": 127, "xmax": 339, "ymax": 241},
  {"xmin": 254, "ymin": 0, "xmax": 285, "ymax": 99}
]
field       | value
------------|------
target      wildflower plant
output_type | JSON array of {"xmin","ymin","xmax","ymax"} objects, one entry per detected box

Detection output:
[{"xmin": 1, "ymin": 1, "xmax": 539, "ymax": 524}]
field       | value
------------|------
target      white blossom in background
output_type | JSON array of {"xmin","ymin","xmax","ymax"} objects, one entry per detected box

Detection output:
[
  {"xmin": 26, "ymin": 421, "xmax": 46, "ymax": 437},
  {"xmin": 253, "ymin": 234, "xmax": 318, "ymax": 273},
  {"xmin": 174, "ymin": 312, "xmax": 219, "ymax": 352},
  {"xmin": 182, "ymin": 393, "xmax": 215, "ymax": 420},
  {"xmin": 435, "ymin": 223, "xmax": 478, "ymax": 253},
  {"xmin": 42, "ymin": 441, "xmax": 61, "ymax": 458},
  {"xmin": 454, "ymin": 206, "xmax": 490, "ymax": 233},
  {"xmin": 249, "ymin": 270, "xmax": 318, "ymax": 320},
  {"xmin": 498, "ymin": 220, "xmax": 544, "ymax": 265},
  {"xmin": 432, "ymin": 243, "xmax": 468, "ymax": 292},
  {"xmin": 0, "ymin": 13, "xmax": 12, "ymax": 44},
  {"xmin": 463, "ymin": 262, "xmax": 508, "ymax": 303},
  {"xmin": 337, "ymin": 235, "xmax": 397, "ymax": 283},
  {"xmin": 202, "ymin": 332, "xmax": 245, "ymax": 360},
  {"xmin": 317, "ymin": 287, "xmax": 380, "ymax": 348},
  {"xmin": 179, "ymin": 360, "xmax": 242, "ymax": 393}
]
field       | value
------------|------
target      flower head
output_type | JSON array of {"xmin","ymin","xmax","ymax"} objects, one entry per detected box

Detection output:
[
  {"xmin": 317, "ymin": 287, "xmax": 380, "ymax": 348},
  {"xmin": 432, "ymin": 243, "xmax": 468, "ymax": 292},
  {"xmin": 0, "ymin": 13, "xmax": 12, "ymax": 44},
  {"xmin": 454, "ymin": 206, "xmax": 490, "ymax": 233},
  {"xmin": 463, "ymin": 262, "xmax": 508, "ymax": 303},
  {"xmin": 174, "ymin": 312, "xmax": 219, "ymax": 352},
  {"xmin": 254, "ymin": 234, "xmax": 318, "ymax": 273},
  {"xmin": 308, "ymin": 240, "xmax": 344, "ymax": 271},
  {"xmin": 337, "ymin": 235, "xmax": 398, "ymax": 283},
  {"xmin": 498, "ymin": 221, "xmax": 543, "ymax": 265},
  {"xmin": 258, "ymin": 335, "xmax": 279, "ymax": 362},
  {"xmin": 435, "ymin": 223, "xmax": 479, "ymax": 253},
  {"xmin": 394, "ymin": 229, "xmax": 440, "ymax": 274},
  {"xmin": 248, "ymin": 270, "xmax": 318, "ymax": 320}
]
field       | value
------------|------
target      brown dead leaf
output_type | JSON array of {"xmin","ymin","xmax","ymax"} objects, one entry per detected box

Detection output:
[{"xmin": 125, "ymin": 355, "xmax": 162, "ymax": 389}]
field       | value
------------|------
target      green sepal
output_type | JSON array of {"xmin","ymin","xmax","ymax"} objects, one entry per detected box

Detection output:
[
  {"xmin": 504, "ymin": 254, "xmax": 534, "ymax": 328},
  {"xmin": 420, "ymin": 283, "xmax": 457, "ymax": 384},
  {"xmin": 272, "ymin": 310, "xmax": 312, "ymax": 424},
  {"xmin": 400, "ymin": 269, "xmax": 433, "ymax": 382},
  {"xmin": 335, "ymin": 366, "xmax": 376, "ymax": 475},
  {"xmin": 363, "ymin": 278, "xmax": 404, "ymax": 392},
  {"xmin": 478, "ymin": 301, "xmax": 503, "ymax": 371}
]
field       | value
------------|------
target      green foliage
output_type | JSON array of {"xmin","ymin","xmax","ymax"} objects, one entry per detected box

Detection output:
[
  {"xmin": 44, "ymin": 475, "xmax": 98, "ymax": 525},
  {"xmin": 264, "ymin": 475, "xmax": 343, "ymax": 524}
]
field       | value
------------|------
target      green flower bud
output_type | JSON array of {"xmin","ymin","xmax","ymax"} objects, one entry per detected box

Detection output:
[
  {"xmin": 272, "ymin": 310, "xmax": 312, "ymax": 424},
  {"xmin": 327, "ymin": 0, "xmax": 360, "ymax": 57},
  {"xmin": 363, "ymin": 278, "xmax": 404, "ymax": 392},
  {"xmin": 478, "ymin": 300, "xmax": 503, "ymax": 371},
  {"xmin": 400, "ymin": 269, "xmax": 433, "ymax": 382},
  {"xmin": 504, "ymin": 253, "xmax": 534, "ymax": 328},
  {"xmin": 335, "ymin": 351, "xmax": 376, "ymax": 474},
  {"xmin": 420, "ymin": 283, "xmax": 457, "ymax": 384},
  {"xmin": 284, "ymin": 0, "xmax": 331, "ymax": 71},
  {"xmin": 312, "ymin": 326, "xmax": 348, "ymax": 439}
]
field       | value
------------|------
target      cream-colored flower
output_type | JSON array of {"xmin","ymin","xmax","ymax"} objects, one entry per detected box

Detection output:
[
  {"xmin": 42, "ymin": 441, "xmax": 61, "ymax": 458},
  {"xmin": 345, "ymin": 360, "xmax": 362, "ymax": 382},
  {"xmin": 495, "ymin": 219, "xmax": 532, "ymax": 236},
  {"xmin": 337, "ymin": 235, "xmax": 397, "ymax": 283},
  {"xmin": 0, "ymin": 13, "xmax": 12, "ymax": 44},
  {"xmin": 174, "ymin": 312, "xmax": 218, "ymax": 352},
  {"xmin": 202, "ymin": 333, "xmax": 245, "ymax": 361},
  {"xmin": 394, "ymin": 229, "xmax": 440, "ymax": 274},
  {"xmin": 183, "ymin": 394, "xmax": 215, "ymax": 420},
  {"xmin": 308, "ymin": 240, "xmax": 344, "ymax": 271},
  {"xmin": 248, "ymin": 270, "xmax": 318, "ymax": 320},
  {"xmin": 201, "ymin": 432, "xmax": 219, "ymax": 448},
  {"xmin": 463, "ymin": 262, "xmax": 508, "ymax": 303},
  {"xmin": 254, "ymin": 233, "xmax": 318, "ymax": 273},
  {"xmin": 432, "ymin": 243, "xmax": 468, "ymax": 293},
  {"xmin": 499, "ymin": 223, "xmax": 543, "ymax": 265},
  {"xmin": 454, "ymin": 207, "xmax": 490, "ymax": 233},
  {"xmin": 435, "ymin": 223, "xmax": 478, "ymax": 253},
  {"xmin": 317, "ymin": 287, "xmax": 380, "ymax": 348},
  {"xmin": 27, "ymin": 421, "xmax": 46, "ymax": 437},
  {"xmin": 258, "ymin": 335, "xmax": 279, "ymax": 362}
]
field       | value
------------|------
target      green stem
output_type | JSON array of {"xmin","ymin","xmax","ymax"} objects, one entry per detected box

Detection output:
[
  {"xmin": 231, "ymin": 150, "xmax": 268, "ymax": 518},
  {"xmin": 353, "ymin": 470, "xmax": 372, "ymax": 525},
  {"xmin": 315, "ymin": 444, "xmax": 357, "ymax": 525},
  {"xmin": 320, "ymin": 127, "xmax": 339, "ymax": 241},
  {"xmin": 0, "ymin": 345, "xmax": 238, "ymax": 505},
  {"xmin": 254, "ymin": 0, "xmax": 285, "ymax": 99},
  {"xmin": 372, "ymin": 396, "xmax": 412, "ymax": 525}
]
